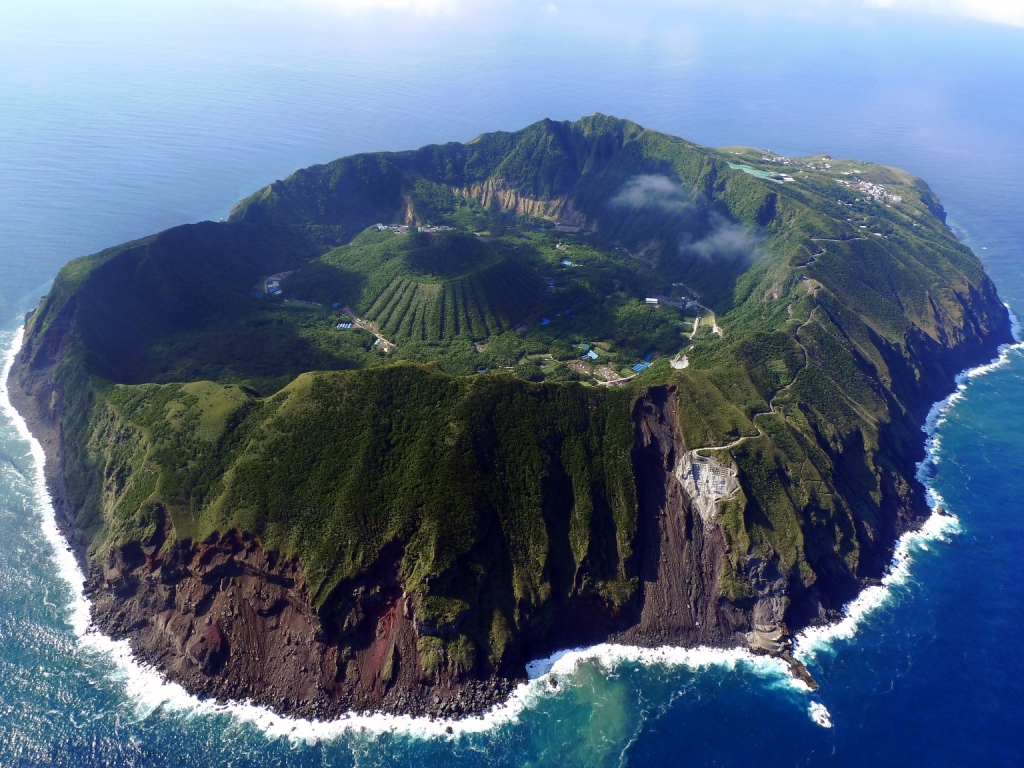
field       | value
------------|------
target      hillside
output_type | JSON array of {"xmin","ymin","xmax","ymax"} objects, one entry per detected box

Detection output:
[{"xmin": 9, "ymin": 114, "xmax": 1013, "ymax": 719}]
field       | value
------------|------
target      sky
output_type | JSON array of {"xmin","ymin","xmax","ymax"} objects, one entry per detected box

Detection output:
[{"xmin": 239, "ymin": 0, "xmax": 1024, "ymax": 27}]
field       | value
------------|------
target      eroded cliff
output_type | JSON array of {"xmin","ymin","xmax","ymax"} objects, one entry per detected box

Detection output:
[{"xmin": 7, "ymin": 114, "xmax": 1016, "ymax": 720}]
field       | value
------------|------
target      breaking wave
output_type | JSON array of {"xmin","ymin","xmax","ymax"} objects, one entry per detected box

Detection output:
[
  {"xmin": 795, "ymin": 305, "xmax": 1024, "ymax": 660},
  {"xmin": 3, "ymin": 308, "xmax": 1021, "ymax": 741}
]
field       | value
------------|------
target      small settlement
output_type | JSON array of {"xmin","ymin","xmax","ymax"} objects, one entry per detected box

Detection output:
[
  {"xmin": 263, "ymin": 271, "xmax": 293, "ymax": 296},
  {"xmin": 374, "ymin": 223, "xmax": 457, "ymax": 234}
]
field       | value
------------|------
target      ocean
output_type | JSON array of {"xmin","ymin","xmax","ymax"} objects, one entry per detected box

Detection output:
[{"xmin": 1, "ymin": 2, "xmax": 1022, "ymax": 764}]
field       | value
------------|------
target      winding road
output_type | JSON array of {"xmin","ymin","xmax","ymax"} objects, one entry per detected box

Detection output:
[
  {"xmin": 690, "ymin": 233, "xmax": 867, "ymax": 458},
  {"xmin": 342, "ymin": 306, "xmax": 396, "ymax": 352}
]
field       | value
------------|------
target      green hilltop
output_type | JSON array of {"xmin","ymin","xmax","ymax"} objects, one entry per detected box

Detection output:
[{"xmin": 17, "ymin": 114, "xmax": 1011, "ymax": 684}]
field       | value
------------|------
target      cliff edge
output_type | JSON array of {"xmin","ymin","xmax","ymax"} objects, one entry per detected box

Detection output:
[{"xmin": 9, "ymin": 114, "xmax": 1014, "ymax": 718}]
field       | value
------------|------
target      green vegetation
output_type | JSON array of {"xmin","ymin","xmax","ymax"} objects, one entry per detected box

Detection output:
[
  {"xmin": 22, "ymin": 114, "xmax": 1009, "ymax": 674},
  {"xmin": 73, "ymin": 365, "xmax": 637, "ymax": 672}
]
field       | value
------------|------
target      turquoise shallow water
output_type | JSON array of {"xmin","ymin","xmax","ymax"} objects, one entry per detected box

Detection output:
[{"xmin": 1, "ymin": 3, "xmax": 1023, "ymax": 764}]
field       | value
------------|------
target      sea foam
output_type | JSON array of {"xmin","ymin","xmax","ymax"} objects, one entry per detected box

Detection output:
[
  {"xmin": 3, "ymin": 313, "xmax": 1022, "ymax": 742},
  {"xmin": 807, "ymin": 701, "xmax": 832, "ymax": 728},
  {"xmin": 795, "ymin": 305, "xmax": 1024, "ymax": 661}
]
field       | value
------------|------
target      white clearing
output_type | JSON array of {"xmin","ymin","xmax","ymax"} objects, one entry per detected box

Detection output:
[{"xmin": 675, "ymin": 451, "xmax": 739, "ymax": 523}]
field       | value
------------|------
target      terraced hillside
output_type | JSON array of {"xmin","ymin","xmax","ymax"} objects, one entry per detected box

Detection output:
[
  {"xmin": 290, "ymin": 231, "xmax": 545, "ymax": 342},
  {"xmin": 10, "ymin": 114, "xmax": 1013, "ymax": 719}
]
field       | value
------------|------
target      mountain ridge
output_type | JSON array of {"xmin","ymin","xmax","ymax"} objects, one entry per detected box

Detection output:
[{"xmin": 9, "ymin": 114, "xmax": 1012, "ymax": 719}]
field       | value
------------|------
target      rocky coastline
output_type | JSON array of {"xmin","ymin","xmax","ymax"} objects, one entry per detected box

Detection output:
[
  {"xmin": 6, "ymin": 311, "xmax": 1012, "ymax": 721},
  {"xmin": 6, "ymin": 113, "xmax": 1014, "ymax": 721},
  {"xmin": 8, "ymin": 349, "xmax": 524, "ymax": 721}
]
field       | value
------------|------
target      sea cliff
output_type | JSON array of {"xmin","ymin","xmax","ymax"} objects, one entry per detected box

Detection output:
[{"xmin": 8, "ymin": 114, "xmax": 1014, "ymax": 719}]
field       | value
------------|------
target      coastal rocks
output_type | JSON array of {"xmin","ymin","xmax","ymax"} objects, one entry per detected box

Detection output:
[
  {"xmin": 744, "ymin": 556, "xmax": 790, "ymax": 647},
  {"xmin": 185, "ymin": 620, "xmax": 228, "ymax": 674},
  {"xmin": 85, "ymin": 530, "xmax": 522, "ymax": 720}
]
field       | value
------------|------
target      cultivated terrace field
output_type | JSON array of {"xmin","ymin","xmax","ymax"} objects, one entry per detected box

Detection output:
[{"xmin": 12, "ymin": 114, "xmax": 1012, "ymax": 716}]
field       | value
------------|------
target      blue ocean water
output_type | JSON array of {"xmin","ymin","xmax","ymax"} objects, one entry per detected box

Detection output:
[{"xmin": 1, "ymin": 2, "xmax": 1023, "ymax": 764}]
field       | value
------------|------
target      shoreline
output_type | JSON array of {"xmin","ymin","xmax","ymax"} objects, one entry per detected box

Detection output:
[{"xmin": 3, "ymin": 320, "xmax": 1019, "ymax": 740}]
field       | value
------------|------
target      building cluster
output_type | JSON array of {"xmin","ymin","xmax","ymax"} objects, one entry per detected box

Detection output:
[
  {"xmin": 858, "ymin": 180, "xmax": 902, "ymax": 204},
  {"xmin": 264, "ymin": 271, "xmax": 294, "ymax": 295},
  {"xmin": 759, "ymin": 153, "xmax": 831, "ymax": 172},
  {"xmin": 648, "ymin": 295, "xmax": 700, "ymax": 312},
  {"xmin": 373, "ymin": 223, "xmax": 456, "ymax": 234},
  {"xmin": 833, "ymin": 178, "xmax": 903, "ymax": 204}
]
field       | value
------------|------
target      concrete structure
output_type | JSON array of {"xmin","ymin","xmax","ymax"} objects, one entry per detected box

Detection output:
[{"xmin": 675, "ymin": 452, "xmax": 739, "ymax": 524}]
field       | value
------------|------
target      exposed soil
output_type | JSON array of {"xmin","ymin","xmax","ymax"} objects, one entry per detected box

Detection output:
[
  {"xmin": 612, "ymin": 386, "xmax": 749, "ymax": 648},
  {"xmin": 6, "ymin": 282, "xmax": 1014, "ymax": 720},
  {"xmin": 88, "ymin": 529, "xmax": 515, "ymax": 720}
]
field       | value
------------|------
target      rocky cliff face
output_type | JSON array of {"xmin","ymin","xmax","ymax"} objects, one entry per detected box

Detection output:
[
  {"xmin": 75, "ymin": 385, "xmax": 748, "ymax": 719},
  {"xmin": 89, "ymin": 527, "xmax": 515, "ymax": 719},
  {"xmin": 76, "ymin": 384, "xmax": 801, "ymax": 719},
  {"xmin": 614, "ymin": 387, "xmax": 748, "ymax": 648}
]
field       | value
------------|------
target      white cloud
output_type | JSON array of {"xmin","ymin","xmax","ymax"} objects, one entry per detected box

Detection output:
[
  {"xmin": 611, "ymin": 175, "xmax": 694, "ymax": 213},
  {"xmin": 278, "ymin": 0, "xmax": 467, "ymax": 15},
  {"xmin": 238, "ymin": 0, "xmax": 1024, "ymax": 26},
  {"xmin": 864, "ymin": 0, "xmax": 1024, "ymax": 27},
  {"xmin": 687, "ymin": 218, "xmax": 760, "ymax": 262}
]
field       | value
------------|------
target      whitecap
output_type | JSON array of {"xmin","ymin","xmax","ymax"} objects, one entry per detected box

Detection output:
[
  {"xmin": 795, "ymin": 304, "xmax": 1023, "ymax": 661},
  {"xmin": 807, "ymin": 701, "xmax": 832, "ymax": 728},
  {"xmin": 525, "ymin": 642, "xmax": 800, "ymax": 690},
  {"xmin": 3, "ymin": 308, "xmax": 1022, "ymax": 742}
]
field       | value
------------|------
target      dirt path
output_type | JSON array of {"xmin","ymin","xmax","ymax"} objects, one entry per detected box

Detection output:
[
  {"xmin": 342, "ymin": 306, "xmax": 396, "ymax": 352},
  {"xmin": 708, "ymin": 311, "xmax": 723, "ymax": 337},
  {"xmin": 693, "ymin": 308, "xmax": 816, "ymax": 458},
  {"xmin": 687, "ymin": 308, "xmax": 722, "ymax": 339},
  {"xmin": 795, "ymin": 235, "xmax": 866, "ymax": 268}
]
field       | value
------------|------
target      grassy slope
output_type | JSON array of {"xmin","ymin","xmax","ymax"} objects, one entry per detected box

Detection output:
[
  {"xmin": 79, "ymin": 366, "xmax": 637, "ymax": 672},
  {"xmin": 22, "ymin": 114, "xmax": 1010, "ymax": 673}
]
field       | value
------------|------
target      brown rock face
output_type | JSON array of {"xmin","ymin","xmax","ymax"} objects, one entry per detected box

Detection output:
[
  {"xmin": 83, "ymin": 387, "xmax": 761, "ymax": 721},
  {"xmin": 613, "ymin": 386, "xmax": 750, "ymax": 648},
  {"xmin": 87, "ymin": 529, "xmax": 515, "ymax": 720}
]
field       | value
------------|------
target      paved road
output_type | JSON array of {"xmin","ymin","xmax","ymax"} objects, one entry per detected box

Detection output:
[{"xmin": 692, "ymin": 232, "xmax": 872, "ymax": 460}]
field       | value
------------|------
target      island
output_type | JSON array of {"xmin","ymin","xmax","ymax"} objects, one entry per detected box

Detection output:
[{"xmin": 8, "ymin": 114, "xmax": 1012, "ymax": 720}]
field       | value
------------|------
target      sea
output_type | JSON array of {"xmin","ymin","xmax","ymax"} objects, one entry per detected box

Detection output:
[{"xmin": 1, "ymin": 2, "xmax": 1022, "ymax": 765}]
